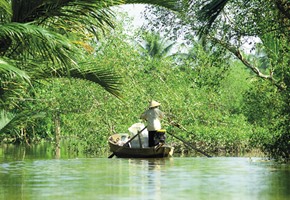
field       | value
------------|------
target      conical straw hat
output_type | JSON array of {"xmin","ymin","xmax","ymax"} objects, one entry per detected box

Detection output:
[{"xmin": 149, "ymin": 100, "xmax": 161, "ymax": 108}]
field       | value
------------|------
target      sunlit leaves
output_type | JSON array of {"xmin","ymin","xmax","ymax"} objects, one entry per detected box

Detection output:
[
  {"xmin": 136, "ymin": 32, "xmax": 177, "ymax": 60},
  {"xmin": 125, "ymin": 0, "xmax": 182, "ymax": 11},
  {"xmin": 0, "ymin": 58, "xmax": 30, "ymax": 82},
  {"xmin": 69, "ymin": 67, "xmax": 123, "ymax": 99},
  {"xmin": 0, "ymin": 109, "xmax": 45, "ymax": 135},
  {"xmin": 0, "ymin": 23, "xmax": 78, "ymax": 68}
]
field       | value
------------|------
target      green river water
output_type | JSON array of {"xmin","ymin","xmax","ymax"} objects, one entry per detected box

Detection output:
[{"xmin": 0, "ymin": 144, "xmax": 290, "ymax": 200}]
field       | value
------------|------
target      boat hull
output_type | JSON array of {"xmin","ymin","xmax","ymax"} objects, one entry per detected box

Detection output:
[{"xmin": 108, "ymin": 134, "xmax": 173, "ymax": 158}]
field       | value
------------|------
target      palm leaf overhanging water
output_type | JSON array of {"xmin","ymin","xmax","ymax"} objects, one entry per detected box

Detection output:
[
  {"xmin": 0, "ymin": 0, "xmax": 183, "ymax": 102},
  {"xmin": 0, "ymin": 0, "xmax": 185, "ymax": 139}
]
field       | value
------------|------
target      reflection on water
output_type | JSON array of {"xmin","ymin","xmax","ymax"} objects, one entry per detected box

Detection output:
[
  {"xmin": 127, "ymin": 159, "xmax": 171, "ymax": 200},
  {"xmin": 0, "ymin": 145, "xmax": 290, "ymax": 200}
]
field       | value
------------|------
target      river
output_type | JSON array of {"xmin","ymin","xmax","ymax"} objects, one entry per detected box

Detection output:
[{"xmin": 0, "ymin": 144, "xmax": 290, "ymax": 200}]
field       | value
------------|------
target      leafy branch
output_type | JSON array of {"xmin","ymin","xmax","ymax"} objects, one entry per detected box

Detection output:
[{"xmin": 210, "ymin": 37, "xmax": 285, "ymax": 90}]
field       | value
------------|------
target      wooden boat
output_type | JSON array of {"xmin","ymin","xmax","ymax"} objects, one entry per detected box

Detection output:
[{"xmin": 108, "ymin": 133, "xmax": 174, "ymax": 158}]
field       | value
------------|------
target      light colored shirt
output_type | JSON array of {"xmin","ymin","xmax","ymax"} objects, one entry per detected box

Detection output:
[{"xmin": 140, "ymin": 108, "xmax": 164, "ymax": 131}]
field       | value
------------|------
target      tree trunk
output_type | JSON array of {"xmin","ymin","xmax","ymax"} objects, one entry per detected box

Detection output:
[{"xmin": 54, "ymin": 112, "xmax": 61, "ymax": 159}]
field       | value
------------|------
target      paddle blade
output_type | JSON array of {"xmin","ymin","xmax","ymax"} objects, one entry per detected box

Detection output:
[{"xmin": 108, "ymin": 153, "xmax": 115, "ymax": 158}]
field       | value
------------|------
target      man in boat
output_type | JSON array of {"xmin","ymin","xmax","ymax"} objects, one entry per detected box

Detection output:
[{"xmin": 140, "ymin": 100, "xmax": 165, "ymax": 147}]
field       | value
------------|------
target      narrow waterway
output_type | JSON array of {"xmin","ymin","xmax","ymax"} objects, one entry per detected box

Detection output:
[{"xmin": 0, "ymin": 145, "xmax": 289, "ymax": 200}]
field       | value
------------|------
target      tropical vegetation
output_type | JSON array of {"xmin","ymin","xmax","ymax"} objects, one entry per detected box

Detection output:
[
  {"xmin": 0, "ymin": 0, "xmax": 289, "ymax": 162},
  {"xmin": 143, "ymin": 0, "xmax": 289, "ymax": 161}
]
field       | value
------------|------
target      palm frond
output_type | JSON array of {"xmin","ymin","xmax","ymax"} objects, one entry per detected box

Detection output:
[
  {"xmin": 197, "ymin": 0, "xmax": 230, "ymax": 35},
  {"xmin": 125, "ymin": 0, "xmax": 182, "ymax": 11},
  {"xmin": 0, "ymin": 0, "xmax": 12, "ymax": 22},
  {"xmin": 69, "ymin": 67, "xmax": 123, "ymax": 98},
  {"xmin": 0, "ymin": 109, "xmax": 15, "ymax": 133},
  {"xmin": 161, "ymin": 41, "xmax": 176, "ymax": 58},
  {"xmin": 137, "ymin": 32, "xmax": 177, "ymax": 59},
  {"xmin": 0, "ymin": 109, "xmax": 46, "ymax": 134},
  {"xmin": 0, "ymin": 57, "xmax": 30, "ymax": 83},
  {"xmin": 11, "ymin": 0, "xmax": 121, "ymax": 38},
  {"xmin": 11, "ymin": 0, "xmax": 116, "ymax": 22},
  {"xmin": 30, "ymin": 64, "xmax": 123, "ymax": 99},
  {"xmin": 0, "ymin": 23, "xmax": 79, "ymax": 69}
]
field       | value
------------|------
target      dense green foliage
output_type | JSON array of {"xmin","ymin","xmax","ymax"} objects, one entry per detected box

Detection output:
[
  {"xmin": 0, "ymin": 0, "xmax": 184, "ymax": 155},
  {"xmin": 1, "ymin": 22, "xmax": 257, "ymax": 157},
  {"xmin": 194, "ymin": 0, "xmax": 290, "ymax": 162},
  {"xmin": 143, "ymin": 0, "xmax": 290, "ymax": 161},
  {"xmin": 0, "ymin": 1, "xmax": 289, "ymax": 161}
]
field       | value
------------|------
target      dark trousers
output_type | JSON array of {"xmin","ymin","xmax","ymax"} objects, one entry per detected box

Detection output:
[
  {"xmin": 148, "ymin": 131, "xmax": 166, "ymax": 147},
  {"xmin": 148, "ymin": 131, "xmax": 157, "ymax": 147}
]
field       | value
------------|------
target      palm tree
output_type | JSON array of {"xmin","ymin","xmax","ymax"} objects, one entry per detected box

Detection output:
[
  {"xmin": 136, "ymin": 32, "xmax": 177, "ymax": 60},
  {"xmin": 0, "ymin": 0, "xmax": 181, "ymax": 105},
  {"xmin": 0, "ymin": 0, "xmax": 122, "ymax": 101},
  {"xmin": 0, "ymin": 0, "xmax": 181, "ymax": 140}
]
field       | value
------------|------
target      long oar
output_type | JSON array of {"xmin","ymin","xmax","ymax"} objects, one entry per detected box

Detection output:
[
  {"xmin": 167, "ymin": 131, "xmax": 212, "ymax": 158},
  {"xmin": 166, "ymin": 118, "xmax": 212, "ymax": 157},
  {"xmin": 108, "ymin": 126, "xmax": 147, "ymax": 158}
]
